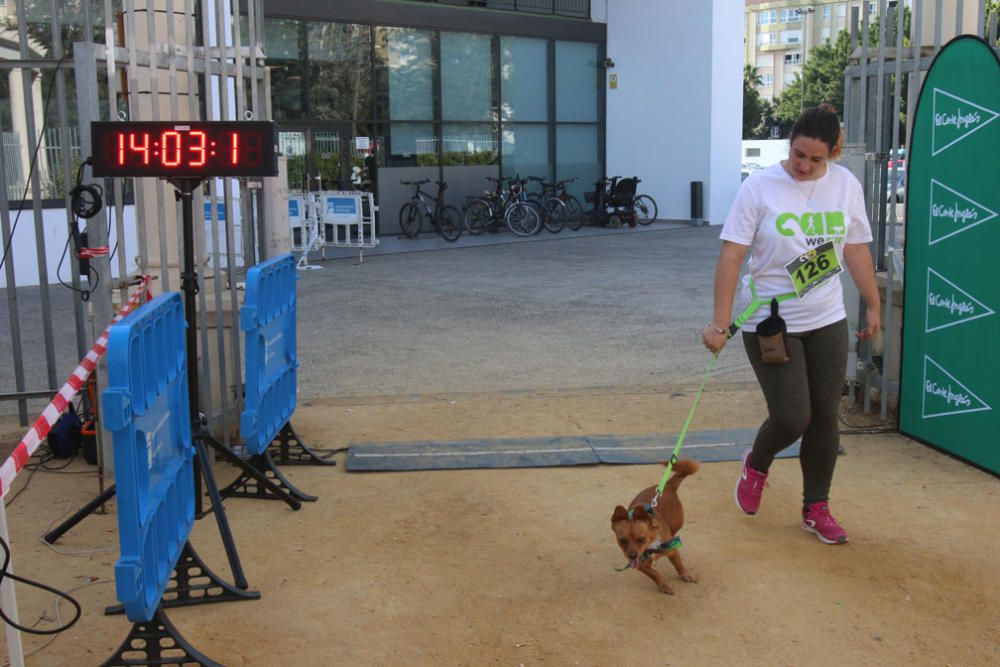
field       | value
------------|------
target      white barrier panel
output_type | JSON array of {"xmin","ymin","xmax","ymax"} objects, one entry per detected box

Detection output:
[{"xmin": 320, "ymin": 190, "xmax": 379, "ymax": 263}]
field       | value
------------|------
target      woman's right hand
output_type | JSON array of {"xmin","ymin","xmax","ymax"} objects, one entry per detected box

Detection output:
[{"xmin": 702, "ymin": 325, "xmax": 729, "ymax": 353}]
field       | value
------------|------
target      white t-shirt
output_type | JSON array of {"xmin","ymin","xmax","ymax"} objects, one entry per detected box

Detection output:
[{"xmin": 720, "ymin": 162, "xmax": 873, "ymax": 333}]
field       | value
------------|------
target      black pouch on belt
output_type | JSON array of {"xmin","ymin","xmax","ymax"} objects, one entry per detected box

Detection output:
[{"xmin": 755, "ymin": 298, "xmax": 790, "ymax": 364}]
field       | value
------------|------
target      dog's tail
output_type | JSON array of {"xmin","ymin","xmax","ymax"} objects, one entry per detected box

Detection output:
[{"xmin": 664, "ymin": 459, "xmax": 699, "ymax": 490}]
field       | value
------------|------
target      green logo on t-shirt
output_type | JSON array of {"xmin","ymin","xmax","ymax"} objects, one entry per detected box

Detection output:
[{"xmin": 775, "ymin": 211, "xmax": 846, "ymax": 244}]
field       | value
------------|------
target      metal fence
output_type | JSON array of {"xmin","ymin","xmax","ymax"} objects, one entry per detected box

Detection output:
[
  {"xmin": 0, "ymin": 0, "xmax": 273, "ymax": 476},
  {"xmin": 842, "ymin": 0, "xmax": 999, "ymax": 420}
]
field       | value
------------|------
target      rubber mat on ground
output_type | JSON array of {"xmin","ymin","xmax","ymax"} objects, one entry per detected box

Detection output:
[{"xmin": 345, "ymin": 430, "xmax": 803, "ymax": 471}]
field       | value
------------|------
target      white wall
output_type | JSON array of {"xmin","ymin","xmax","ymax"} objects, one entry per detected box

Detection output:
[
  {"xmin": 590, "ymin": 0, "xmax": 608, "ymax": 23},
  {"xmin": 741, "ymin": 139, "xmax": 789, "ymax": 167},
  {"xmin": 0, "ymin": 206, "xmax": 138, "ymax": 288},
  {"xmin": 605, "ymin": 0, "xmax": 743, "ymax": 224}
]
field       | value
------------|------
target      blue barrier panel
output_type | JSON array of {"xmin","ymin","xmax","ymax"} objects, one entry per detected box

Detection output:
[
  {"xmin": 241, "ymin": 253, "xmax": 298, "ymax": 455},
  {"xmin": 102, "ymin": 292, "xmax": 194, "ymax": 623}
]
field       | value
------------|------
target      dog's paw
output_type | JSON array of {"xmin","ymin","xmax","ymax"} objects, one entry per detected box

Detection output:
[
  {"xmin": 657, "ymin": 581, "xmax": 676, "ymax": 595},
  {"xmin": 680, "ymin": 571, "xmax": 699, "ymax": 583}
]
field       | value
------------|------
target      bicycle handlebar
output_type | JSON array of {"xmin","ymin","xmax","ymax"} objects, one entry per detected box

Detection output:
[{"xmin": 401, "ymin": 178, "xmax": 431, "ymax": 186}]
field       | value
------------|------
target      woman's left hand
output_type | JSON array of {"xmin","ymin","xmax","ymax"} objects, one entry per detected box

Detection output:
[{"xmin": 857, "ymin": 305, "xmax": 881, "ymax": 340}]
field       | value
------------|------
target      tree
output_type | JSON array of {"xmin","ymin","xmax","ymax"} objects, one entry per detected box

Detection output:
[
  {"xmin": 774, "ymin": 29, "xmax": 853, "ymax": 126},
  {"xmin": 742, "ymin": 65, "xmax": 767, "ymax": 139}
]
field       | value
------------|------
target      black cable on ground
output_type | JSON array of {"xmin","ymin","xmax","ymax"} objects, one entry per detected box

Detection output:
[{"xmin": 0, "ymin": 536, "xmax": 81, "ymax": 635}]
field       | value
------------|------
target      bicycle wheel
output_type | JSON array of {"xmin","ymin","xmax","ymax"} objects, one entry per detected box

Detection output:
[
  {"xmin": 463, "ymin": 199, "xmax": 490, "ymax": 235},
  {"xmin": 543, "ymin": 198, "xmax": 567, "ymax": 234},
  {"xmin": 564, "ymin": 195, "xmax": 585, "ymax": 231},
  {"xmin": 505, "ymin": 201, "xmax": 541, "ymax": 237},
  {"xmin": 437, "ymin": 205, "xmax": 463, "ymax": 242},
  {"xmin": 399, "ymin": 202, "xmax": 422, "ymax": 238},
  {"xmin": 633, "ymin": 195, "xmax": 658, "ymax": 226}
]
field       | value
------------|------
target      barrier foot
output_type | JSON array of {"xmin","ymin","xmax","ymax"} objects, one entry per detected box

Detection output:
[
  {"xmin": 42, "ymin": 484, "xmax": 116, "ymax": 544},
  {"xmin": 101, "ymin": 604, "xmax": 222, "ymax": 667},
  {"xmin": 268, "ymin": 422, "xmax": 336, "ymax": 466},
  {"xmin": 106, "ymin": 541, "xmax": 260, "ymax": 616},
  {"xmin": 219, "ymin": 451, "xmax": 318, "ymax": 503},
  {"xmin": 195, "ymin": 436, "xmax": 251, "ymax": 590},
  {"xmin": 202, "ymin": 432, "xmax": 303, "ymax": 510}
]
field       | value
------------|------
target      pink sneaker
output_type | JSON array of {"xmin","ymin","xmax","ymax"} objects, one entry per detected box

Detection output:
[
  {"xmin": 801, "ymin": 502, "xmax": 848, "ymax": 544},
  {"xmin": 734, "ymin": 449, "xmax": 768, "ymax": 515}
]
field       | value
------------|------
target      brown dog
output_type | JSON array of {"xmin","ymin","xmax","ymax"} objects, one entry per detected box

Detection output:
[{"xmin": 611, "ymin": 459, "xmax": 699, "ymax": 594}]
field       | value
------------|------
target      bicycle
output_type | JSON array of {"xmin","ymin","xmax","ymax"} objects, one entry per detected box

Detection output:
[
  {"xmin": 462, "ymin": 175, "xmax": 541, "ymax": 237},
  {"xmin": 504, "ymin": 175, "xmax": 543, "ymax": 236},
  {"xmin": 399, "ymin": 179, "xmax": 462, "ymax": 242},
  {"xmin": 527, "ymin": 176, "xmax": 584, "ymax": 233},
  {"xmin": 462, "ymin": 176, "xmax": 508, "ymax": 236}
]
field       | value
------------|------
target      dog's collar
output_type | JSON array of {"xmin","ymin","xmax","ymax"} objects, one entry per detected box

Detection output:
[
  {"xmin": 647, "ymin": 535, "xmax": 682, "ymax": 553},
  {"xmin": 626, "ymin": 503, "xmax": 655, "ymax": 519},
  {"xmin": 615, "ymin": 534, "xmax": 682, "ymax": 572}
]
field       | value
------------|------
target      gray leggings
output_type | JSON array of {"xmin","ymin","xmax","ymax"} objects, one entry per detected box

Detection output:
[{"xmin": 741, "ymin": 319, "xmax": 848, "ymax": 506}]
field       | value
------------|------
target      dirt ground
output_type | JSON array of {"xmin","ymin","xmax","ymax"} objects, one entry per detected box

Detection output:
[{"xmin": 1, "ymin": 382, "xmax": 998, "ymax": 666}]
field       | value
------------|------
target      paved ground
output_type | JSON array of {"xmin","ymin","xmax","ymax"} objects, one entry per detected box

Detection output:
[{"xmin": 295, "ymin": 223, "xmax": 757, "ymax": 400}]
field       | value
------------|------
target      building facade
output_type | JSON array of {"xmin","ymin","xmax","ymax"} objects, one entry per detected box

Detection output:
[
  {"xmin": 263, "ymin": 0, "xmax": 744, "ymax": 230},
  {"xmin": 744, "ymin": 0, "xmax": 879, "ymax": 101}
]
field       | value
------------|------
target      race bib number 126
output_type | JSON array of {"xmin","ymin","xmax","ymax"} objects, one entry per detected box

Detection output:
[{"xmin": 783, "ymin": 240, "xmax": 842, "ymax": 299}]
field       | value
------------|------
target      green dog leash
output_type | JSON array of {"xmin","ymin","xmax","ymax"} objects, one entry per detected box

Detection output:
[{"xmin": 651, "ymin": 278, "xmax": 797, "ymax": 506}]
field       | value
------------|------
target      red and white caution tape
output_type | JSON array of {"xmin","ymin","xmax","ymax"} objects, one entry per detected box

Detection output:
[{"xmin": 0, "ymin": 276, "xmax": 152, "ymax": 499}]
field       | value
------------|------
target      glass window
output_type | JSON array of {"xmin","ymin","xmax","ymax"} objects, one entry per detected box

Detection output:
[
  {"xmin": 278, "ymin": 130, "xmax": 308, "ymax": 191},
  {"xmin": 264, "ymin": 19, "xmax": 306, "ymax": 120},
  {"xmin": 500, "ymin": 37, "xmax": 548, "ymax": 122},
  {"xmin": 376, "ymin": 27, "xmax": 436, "ymax": 121},
  {"xmin": 442, "ymin": 123, "xmax": 498, "ymax": 165},
  {"xmin": 441, "ymin": 32, "xmax": 495, "ymax": 121},
  {"xmin": 306, "ymin": 22, "xmax": 372, "ymax": 121},
  {"xmin": 781, "ymin": 30, "xmax": 802, "ymax": 44},
  {"xmin": 555, "ymin": 41, "xmax": 599, "ymax": 123},
  {"xmin": 502, "ymin": 125, "xmax": 550, "ymax": 180},
  {"xmin": 388, "ymin": 123, "xmax": 439, "ymax": 166},
  {"xmin": 780, "ymin": 9, "xmax": 801, "ymax": 23},
  {"xmin": 556, "ymin": 124, "xmax": 599, "ymax": 200}
]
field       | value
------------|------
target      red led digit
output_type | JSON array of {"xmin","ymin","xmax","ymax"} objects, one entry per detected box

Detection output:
[
  {"xmin": 231, "ymin": 132, "xmax": 239, "ymax": 165},
  {"xmin": 117, "ymin": 133, "xmax": 126, "ymax": 165},
  {"xmin": 129, "ymin": 132, "xmax": 150, "ymax": 165},
  {"xmin": 161, "ymin": 131, "xmax": 182, "ymax": 167},
  {"xmin": 188, "ymin": 130, "xmax": 207, "ymax": 167}
]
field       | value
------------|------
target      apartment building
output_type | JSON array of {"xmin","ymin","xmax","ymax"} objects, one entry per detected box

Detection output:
[{"xmin": 745, "ymin": 0, "xmax": 879, "ymax": 101}]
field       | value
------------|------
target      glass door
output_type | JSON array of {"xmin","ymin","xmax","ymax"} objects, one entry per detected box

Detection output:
[{"xmin": 278, "ymin": 124, "xmax": 356, "ymax": 192}]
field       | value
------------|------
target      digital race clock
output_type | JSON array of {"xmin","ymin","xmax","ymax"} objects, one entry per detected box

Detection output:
[{"xmin": 90, "ymin": 121, "xmax": 278, "ymax": 178}]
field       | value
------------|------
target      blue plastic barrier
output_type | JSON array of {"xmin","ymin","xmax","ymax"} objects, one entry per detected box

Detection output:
[
  {"xmin": 241, "ymin": 253, "xmax": 298, "ymax": 455},
  {"xmin": 102, "ymin": 292, "xmax": 194, "ymax": 623}
]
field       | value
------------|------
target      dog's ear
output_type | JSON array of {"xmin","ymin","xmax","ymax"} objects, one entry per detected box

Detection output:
[
  {"xmin": 611, "ymin": 505, "xmax": 630, "ymax": 523},
  {"xmin": 631, "ymin": 505, "xmax": 650, "ymax": 521}
]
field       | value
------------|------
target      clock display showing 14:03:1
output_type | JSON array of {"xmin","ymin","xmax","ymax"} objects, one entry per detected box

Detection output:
[{"xmin": 90, "ymin": 121, "xmax": 278, "ymax": 178}]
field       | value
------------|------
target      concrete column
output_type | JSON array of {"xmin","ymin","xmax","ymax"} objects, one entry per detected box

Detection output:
[{"xmin": 8, "ymin": 68, "xmax": 48, "ymax": 193}]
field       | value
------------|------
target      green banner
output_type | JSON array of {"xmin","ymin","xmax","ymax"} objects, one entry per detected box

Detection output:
[{"xmin": 900, "ymin": 36, "xmax": 1000, "ymax": 474}]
